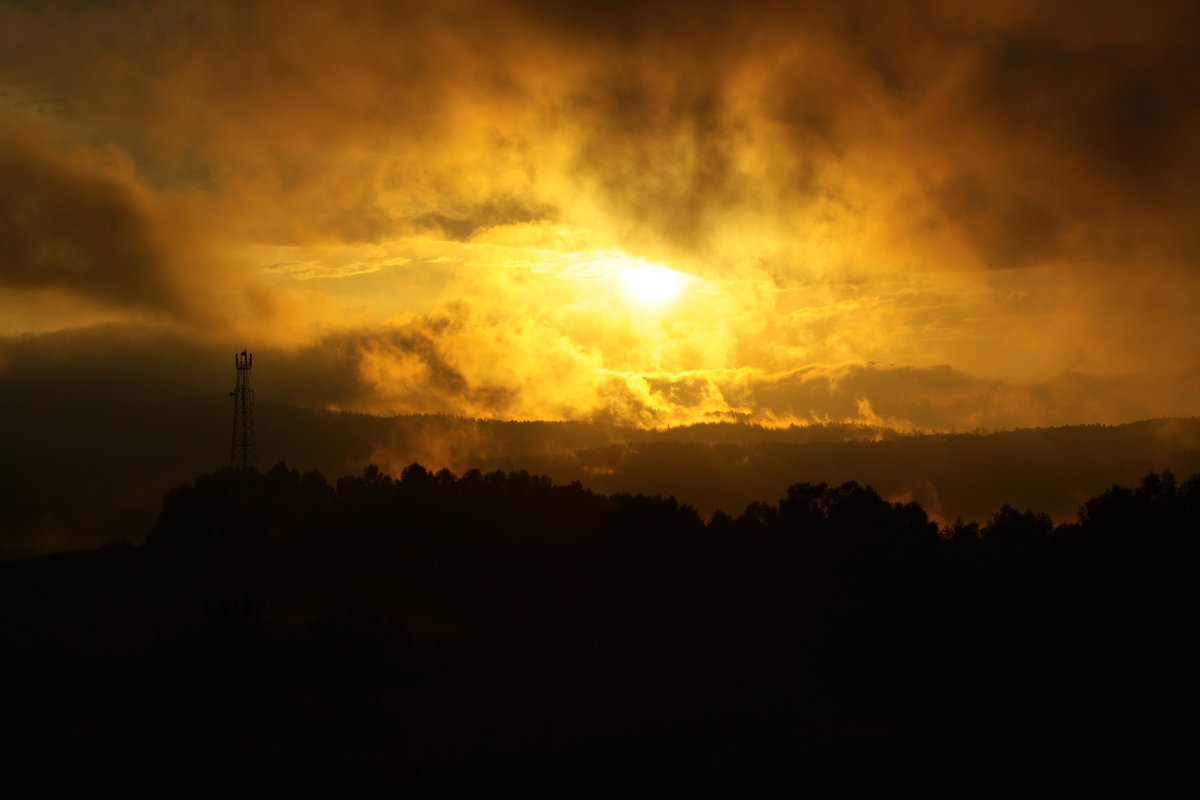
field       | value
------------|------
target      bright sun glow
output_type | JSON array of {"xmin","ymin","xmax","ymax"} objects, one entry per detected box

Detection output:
[{"xmin": 619, "ymin": 260, "xmax": 688, "ymax": 307}]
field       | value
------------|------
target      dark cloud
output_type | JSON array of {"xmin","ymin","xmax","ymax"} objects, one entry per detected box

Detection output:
[
  {"xmin": 965, "ymin": 20, "xmax": 1200, "ymax": 188},
  {"xmin": 935, "ymin": 176, "xmax": 1062, "ymax": 269},
  {"xmin": 4, "ymin": 0, "xmax": 1198, "ymax": 269},
  {"xmin": 0, "ymin": 126, "xmax": 185, "ymax": 313},
  {"xmin": 925, "ymin": 4, "xmax": 1200, "ymax": 268},
  {"xmin": 419, "ymin": 197, "xmax": 557, "ymax": 242},
  {"xmin": 0, "ymin": 324, "xmax": 359, "ymax": 411}
]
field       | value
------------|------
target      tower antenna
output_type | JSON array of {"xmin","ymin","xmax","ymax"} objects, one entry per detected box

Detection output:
[{"xmin": 230, "ymin": 349, "xmax": 256, "ymax": 470}]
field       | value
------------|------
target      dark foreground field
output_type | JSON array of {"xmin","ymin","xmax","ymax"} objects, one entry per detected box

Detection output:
[{"xmin": 1, "ymin": 464, "xmax": 1194, "ymax": 796}]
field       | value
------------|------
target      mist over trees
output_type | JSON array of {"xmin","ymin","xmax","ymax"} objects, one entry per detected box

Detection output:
[{"xmin": 2, "ymin": 464, "xmax": 1194, "ymax": 794}]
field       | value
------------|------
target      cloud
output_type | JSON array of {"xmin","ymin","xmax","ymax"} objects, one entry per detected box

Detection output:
[
  {"xmin": 0, "ymin": 113, "xmax": 295, "ymax": 333},
  {"xmin": 6, "ymin": 0, "xmax": 1194, "ymax": 269},
  {"xmin": 6, "ymin": 322, "xmax": 1200, "ymax": 441},
  {"xmin": 0, "ymin": 121, "xmax": 191, "ymax": 315},
  {"xmin": 0, "ymin": 1, "xmax": 1198, "ymax": 426}
]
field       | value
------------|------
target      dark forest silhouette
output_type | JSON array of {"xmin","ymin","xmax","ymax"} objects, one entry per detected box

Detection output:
[{"xmin": 1, "ymin": 465, "xmax": 1195, "ymax": 795}]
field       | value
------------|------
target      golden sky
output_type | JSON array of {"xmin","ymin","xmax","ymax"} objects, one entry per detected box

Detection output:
[{"xmin": 2, "ymin": 0, "xmax": 1199, "ymax": 430}]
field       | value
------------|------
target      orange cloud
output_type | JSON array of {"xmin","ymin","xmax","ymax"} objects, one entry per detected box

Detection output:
[{"xmin": 1, "ymin": 1, "xmax": 1197, "ymax": 428}]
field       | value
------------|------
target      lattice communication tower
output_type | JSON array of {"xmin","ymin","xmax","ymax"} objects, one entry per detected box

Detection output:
[{"xmin": 230, "ymin": 349, "xmax": 256, "ymax": 470}]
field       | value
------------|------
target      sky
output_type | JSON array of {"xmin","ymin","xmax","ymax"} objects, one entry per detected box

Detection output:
[{"xmin": 3, "ymin": 0, "xmax": 1200, "ymax": 431}]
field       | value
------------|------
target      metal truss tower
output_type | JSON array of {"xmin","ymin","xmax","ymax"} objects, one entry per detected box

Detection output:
[{"xmin": 230, "ymin": 349, "xmax": 256, "ymax": 470}]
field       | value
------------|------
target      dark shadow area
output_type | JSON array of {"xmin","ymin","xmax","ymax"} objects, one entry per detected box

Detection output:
[{"xmin": 1, "ymin": 464, "xmax": 1194, "ymax": 795}]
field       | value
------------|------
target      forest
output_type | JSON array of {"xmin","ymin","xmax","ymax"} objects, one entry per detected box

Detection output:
[{"xmin": 1, "ymin": 464, "xmax": 1194, "ymax": 795}]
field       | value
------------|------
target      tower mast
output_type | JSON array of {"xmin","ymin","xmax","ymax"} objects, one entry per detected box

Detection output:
[{"xmin": 230, "ymin": 349, "xmax": 256, "ymax": 470}]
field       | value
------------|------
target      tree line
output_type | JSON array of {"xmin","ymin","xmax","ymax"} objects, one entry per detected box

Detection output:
[{"xmin": 144, "ymin": 462, "xmax": 1196, "ymax": 718}]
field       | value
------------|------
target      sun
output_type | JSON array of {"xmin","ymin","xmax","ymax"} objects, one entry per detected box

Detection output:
[{"xmin": 619, "ymin": 259, "xmax": 688, "ymax": 307}]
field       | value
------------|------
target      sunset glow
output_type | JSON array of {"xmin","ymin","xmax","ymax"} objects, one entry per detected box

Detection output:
[
  {"xmin": 1, "ymin": 0, "xmax": 1198, "ymax": 432},
  {"xmin": 1, "ymin": 6, "xmax": 1195, "ymax": 785}
]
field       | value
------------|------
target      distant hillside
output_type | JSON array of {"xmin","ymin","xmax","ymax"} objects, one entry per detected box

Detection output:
[
  {"xmin": 530, "ymin": 418, "xmax": 1200, "ymax": 524},
  {"xmin": 2, "ymin": 383, "xmax": 1198, "ymax": 559}
]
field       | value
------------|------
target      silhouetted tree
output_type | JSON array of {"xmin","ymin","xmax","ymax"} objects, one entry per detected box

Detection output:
[
  {"xmin": 157, "ymin": 594, "xmax": 281, "ymax": 724},
  {"xmin": 981, "ymin": 504, "xmax": 1052, "ymax": 550}
]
